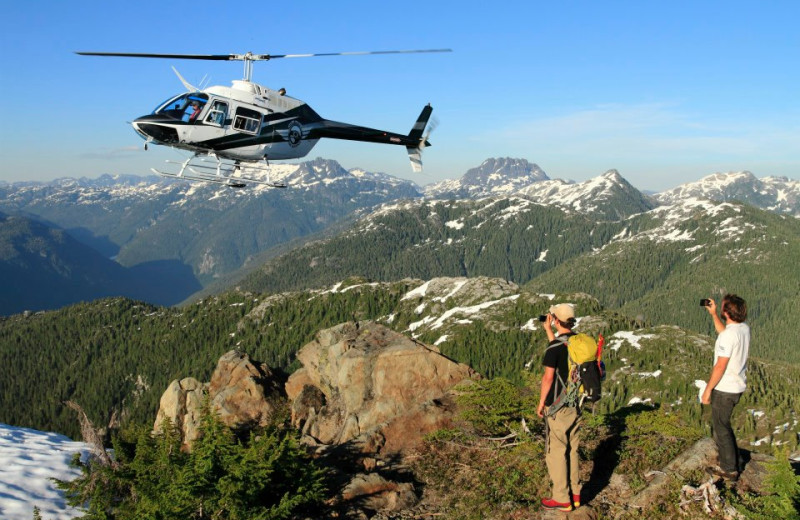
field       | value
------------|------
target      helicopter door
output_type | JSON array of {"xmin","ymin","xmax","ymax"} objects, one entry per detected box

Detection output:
[{"xmin": 205, "ymin": 101, "xmax": 229, "ymax": 127}]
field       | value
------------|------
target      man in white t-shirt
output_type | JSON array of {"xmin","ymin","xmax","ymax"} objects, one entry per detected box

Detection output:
[{"xmin": 700, "ymin": 294, "xmax": 750, "ymax": 481}]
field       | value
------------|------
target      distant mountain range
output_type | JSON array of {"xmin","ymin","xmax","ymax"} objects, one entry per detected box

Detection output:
[
  {"xmin": 0, "ymin": 211, "xmax": 200, "ymax": 314},
  {"xmin": 240, "ymin": 189, "xmax": 800, "ymax": 363},
  {"xmin": 1, "ymin": 157, "xmax": 797, "ymax": 315},
  {"xmin": 0, "ymin": 159, "xmax": 420, "ymax": 313}
]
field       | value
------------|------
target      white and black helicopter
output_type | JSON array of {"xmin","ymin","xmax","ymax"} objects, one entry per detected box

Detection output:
[{"xmin": 76, "ymin": 49, "xmax": 449, "ymax": 188}]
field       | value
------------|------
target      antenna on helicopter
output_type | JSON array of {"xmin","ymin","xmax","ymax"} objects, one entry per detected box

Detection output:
[{"xmin": 171, "ymin": 66, "xmax": 198, "ymax": 92}]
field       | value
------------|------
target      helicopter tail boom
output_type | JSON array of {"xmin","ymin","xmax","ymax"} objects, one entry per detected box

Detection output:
[{"xmin": 312, "ymin": 104, "xmax": 434, "ymax": 171}]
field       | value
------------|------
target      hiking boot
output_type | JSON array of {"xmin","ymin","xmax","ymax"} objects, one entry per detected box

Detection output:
[
  {"xmin": 541, "ymin": 498, "xmax": 573, "ymax": 511},
  {"xmin": 706, "ymin": 466, "xmax": 739, "ymax": 482},
  {"xmin": 572, "ymin": 493, "xmax": 581, "ymax": 507}
]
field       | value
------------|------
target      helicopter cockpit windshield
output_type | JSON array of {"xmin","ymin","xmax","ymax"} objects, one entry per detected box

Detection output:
[{"xmin": 154, "ymin": 93, "xmax": 209, "ymax": 121}]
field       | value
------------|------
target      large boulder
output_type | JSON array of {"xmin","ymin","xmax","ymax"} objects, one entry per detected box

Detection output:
[
  {"xmin": 154, "ymin": 350, "xmax": 284, "ymax": 448},
  {"xmin": 153, "ymin": 377, "xmax": 206, "ymax": 446},
  {"xmin": 286, "ymin": 321, "xmax": 478, "ymax": 455},
  {"xmin": 208, "ymin": 350, "xmax": 284, "ymax": 431}
]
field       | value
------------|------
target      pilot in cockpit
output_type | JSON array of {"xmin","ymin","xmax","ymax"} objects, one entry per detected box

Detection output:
[{"xmin": 183, "ymin": 100, "xmax": 205, "ymax": 123}]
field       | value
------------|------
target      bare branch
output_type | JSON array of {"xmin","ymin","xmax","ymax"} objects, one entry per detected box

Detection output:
[{"xmin": 64, "ymin": 401, "xmax": 117, "ymax": 468}]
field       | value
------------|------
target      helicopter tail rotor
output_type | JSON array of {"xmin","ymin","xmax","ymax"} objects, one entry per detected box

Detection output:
[{"xmin": 420, "ymin": 116, "xmax": 439, "ymax": 150}]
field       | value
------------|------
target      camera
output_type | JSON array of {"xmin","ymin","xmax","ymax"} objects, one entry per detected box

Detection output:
[
  {"xmin": 700, "ymin": 298, "xmax": 711, "ymax": 307},
  {"xmin": 537, "ymin": 314, "xmax": 548, "ymax": 322}
]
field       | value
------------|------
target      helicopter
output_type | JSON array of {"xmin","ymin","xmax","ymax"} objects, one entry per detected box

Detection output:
[{"xmin": 76, "ymin": 50, "xmax": 450, "ymax": 188}]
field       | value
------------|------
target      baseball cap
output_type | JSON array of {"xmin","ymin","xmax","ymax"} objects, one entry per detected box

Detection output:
[{"xmin": 549, "ymin": 303, "xmax": 575, "ymax": 322}]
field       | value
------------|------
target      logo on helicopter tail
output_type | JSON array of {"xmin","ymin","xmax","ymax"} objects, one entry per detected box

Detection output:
[{"xmin": 287, "ymin": 121, "xmax": 303, "ymax": 147}]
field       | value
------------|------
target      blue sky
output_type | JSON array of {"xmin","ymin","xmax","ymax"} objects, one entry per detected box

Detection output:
[{"xmin": 0, "ymin": 0, "xmax": 797, "ymax": 191}]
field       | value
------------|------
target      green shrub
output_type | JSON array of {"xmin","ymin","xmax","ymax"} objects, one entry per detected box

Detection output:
[
  {"xmin": 727, "ymin": 447, "xmax": 800, "ymax": 520},
  {"xmin": 455, "ymin": 378, "xmax": 538, "ymax": 436},
  {"xmin": 57, "ymin": 405, "xmax": 326, "ymax": 520},
  {"xmin": 411, "ymin": 433, "xmax": 549, "ymax": 520},
  {"xmin": 614, "ymin": 407, "xmax": 703, "ymax": 492}
]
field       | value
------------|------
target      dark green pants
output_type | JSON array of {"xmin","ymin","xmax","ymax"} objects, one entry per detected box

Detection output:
[{"xmin": 711, "ymin": 389, "xmax": 742, "ymax": 473}]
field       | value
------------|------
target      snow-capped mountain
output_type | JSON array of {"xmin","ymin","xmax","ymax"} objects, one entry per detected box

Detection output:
[
  {"xmin": 424, "ymin": 157, "xmax": 549, "ymax": 199},
  {"xmin": 0, "ymin": 159, "xmax": 421, "ymax": 297},
  {"xmin": 0, "ymin": 159, "xmax": 419, "ymax": 211},
  {"xmin": 423, "ymin": 160, "xmax": 652, "ymax": 220},
  {"xmin": 654, "ymin": 171, "xmax": 800, "ymax": 217},
  {"xmin": 516, "ymin": 169, "xmax": 654, "ymax": 220}
]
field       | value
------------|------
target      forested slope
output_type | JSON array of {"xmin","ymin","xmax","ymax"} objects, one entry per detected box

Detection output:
[
  {"xmin": 240, "ymin": 198, "xmax": 624, "ymax": 293},
  {"xmin": 1, "ymin": 277, "xmax": 797, "ymax": 454},
  {"xmin": 526, "ymin": 200, "xmax": 800, "ymax": 363}
]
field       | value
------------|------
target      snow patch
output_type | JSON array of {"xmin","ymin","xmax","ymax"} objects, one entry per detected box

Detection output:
[
  {"xmin": 407, "ymin": 295, "xmax": 520, "ymax": 332},
  {"xmin": 432, "ymin": 280, "xmax": 469, "ymax": 302},
  {"xmin": 521, "ymin": 318, "xmax": 538, "ymax": 331},
  {"xmin": 445, "ymin": 220, "xmax": 465, "ymax": 230},
  {"xmin": 0, "ymin": 423, "xmax": 90, "ymax": 520},
  {"xmin": 608, "ymin": 331, "xmax": 656, "ymax": 351},
  {"xmin": 637, "ymin": 370, "xmax": 662, "ymax": 378},
  {"xmin": 402, "ymin": 281, "xmax": 431, "ymax": 300}
]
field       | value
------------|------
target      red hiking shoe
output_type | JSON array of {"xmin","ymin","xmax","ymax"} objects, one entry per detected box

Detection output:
[{"xmin": 541, "ymin": 497, "xmax": 573, "ymax": 511}]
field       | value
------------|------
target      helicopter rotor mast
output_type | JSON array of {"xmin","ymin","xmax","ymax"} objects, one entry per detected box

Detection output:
[{"xmin": 76, "ymin": 49, "xmax": 452, "ymax": 82}]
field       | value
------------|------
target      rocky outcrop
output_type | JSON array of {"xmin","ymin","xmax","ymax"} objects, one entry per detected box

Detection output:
[
  {"xmin": 153, "ymin": 377, "xmax": 206, "ymax": 446},
  {"xmin": 627, "ymin": 440, "xmax": 774, "ymax": 517},
  {"xmin": 154, "ymin": 350, "xmax": 284, "ymax": 448},
  {"xmin": 207, "ymin": 350, "xmax": 283, "ymax": 430},
  {"xmin": 628, "ymin": 438, "xmax": 717, "ymax": 510},
  {"xmin": 286, "ymin": 321, "xmax": 479, "ymax": 455}
]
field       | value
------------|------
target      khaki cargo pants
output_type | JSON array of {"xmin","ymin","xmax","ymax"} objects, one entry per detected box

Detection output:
[{"xmin": 545, "ymin": 406, "xmax": 582, "ymax": 503}]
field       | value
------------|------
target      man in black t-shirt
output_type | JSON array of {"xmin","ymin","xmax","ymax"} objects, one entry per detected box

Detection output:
[{"xmin": 536, "ymin": 303, "xmax": 582, "ymax": 512}]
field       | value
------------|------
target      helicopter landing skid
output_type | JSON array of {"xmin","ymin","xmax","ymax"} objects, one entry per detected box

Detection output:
[{"xmin": 152, "ymin": 155, "xmax": 287, "ymax": 189}]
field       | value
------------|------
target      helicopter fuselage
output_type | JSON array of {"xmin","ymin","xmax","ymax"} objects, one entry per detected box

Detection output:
[{"xmin": 132, "ymin": 79, "xmax": 431, "ymax": 166}]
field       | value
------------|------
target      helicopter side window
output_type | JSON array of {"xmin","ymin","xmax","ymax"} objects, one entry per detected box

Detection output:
[
  {"xmin": 205, "ymin": 101, "xmax": 229, "ymax": 127},
  {"xmin": 233, "ymin": 107, "xmax": 262, "ymax": 135}
]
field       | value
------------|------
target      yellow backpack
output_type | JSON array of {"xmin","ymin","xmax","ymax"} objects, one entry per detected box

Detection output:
[{"xmin": 545, "ymin": 333, "xmax": 601, "ymax": 416}]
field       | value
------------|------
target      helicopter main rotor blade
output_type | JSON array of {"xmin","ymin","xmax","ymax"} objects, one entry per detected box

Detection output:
[
  {"xmin": 75, "ymin": 52, "xmax": 238, "ymax": 60},
  {"xmin": 269, "ymin": 49, "xmax": 452, "ymax": 59},
  {"xmin": 75, "ymin": 49, "xmax": 452, "ymax": 61}
]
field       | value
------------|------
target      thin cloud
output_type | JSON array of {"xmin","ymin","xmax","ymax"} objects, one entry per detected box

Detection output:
[
  {"xmin": 497, "ymin": 103, "xmax": 799, "ymax": 159},
  {"xmin": 80, "ymin": 146, "xmax": 144, "ymax": 160}
]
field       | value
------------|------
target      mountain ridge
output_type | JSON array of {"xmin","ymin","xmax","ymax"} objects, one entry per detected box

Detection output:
[
  {"xmin": 0, "ymin": 211, "xmax": 201, "ymax": 313},
  {"xmin": 2, "ymin": 158, "xmax": 797, "ymax": 315}
]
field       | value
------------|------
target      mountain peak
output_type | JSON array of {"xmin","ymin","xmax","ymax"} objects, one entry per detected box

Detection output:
[
  {"xmin": 295, "ymin": 158, "xmax": 349, "ymax": 179},
  {"xmin": 424, "ymin": 157, "xmax": 549, "ymax": 199},
  {"xmin": 601, "ymin": 169, "xmax": 622, "ymax": 180},
  {"xmin": 655, "ymin": 171, "xmax": 799, "ymax": 217},
  {"xmin": 465, "ymin": 157, "xmax": 549, "ymax": 183},
  {"xmin": 516, "ymin": 170, "xmax": 652, "ymax": 219}
]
